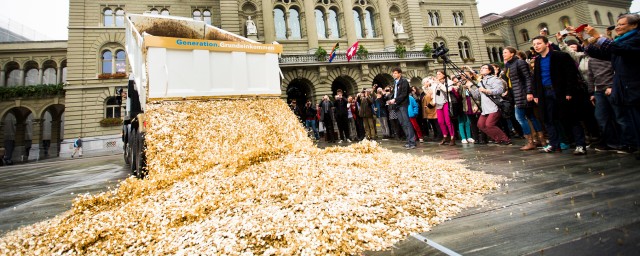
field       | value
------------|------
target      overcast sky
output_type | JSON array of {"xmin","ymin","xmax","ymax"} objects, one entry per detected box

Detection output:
[{"xmin": 1, "ymin": 0, "xmax": 639, "ymax": 40}]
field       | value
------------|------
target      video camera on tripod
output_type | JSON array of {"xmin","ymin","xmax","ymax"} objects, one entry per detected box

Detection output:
[{"xmin": 431, "ymin": 45, "xmax": 451, "ymax": 62}]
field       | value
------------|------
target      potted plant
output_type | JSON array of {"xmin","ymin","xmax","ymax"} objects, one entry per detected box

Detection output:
[
  {"xmin": 356, "ymin": 45, "xmax": 369, "ymax": 60},
  {"xmin": 422, "ymin": 43, "xmax": 432, "ymax": 56},
  {"xmin": 111, "ymin": 73, "xmax": 128, "ymax": 79},
  {"xmin": 314, "ymin": 47, "xmax": 327, "ymax": 61},
  {"xmin": 395, "ymin": 44, "xmax": 406, "ymax": 58},
  {"xmin": 99, "ymin": 117, "xmax": 123, "ymax": 127}
]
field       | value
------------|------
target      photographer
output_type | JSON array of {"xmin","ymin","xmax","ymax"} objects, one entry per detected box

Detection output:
[
  {"xmin": 471, "ymin": 64, "xmax": 512, "ymax": 145},
  {"xmin": 303, "ymin": 100, "xmax": 319, "ymax": 141},
  {"xmin": 359, "ymin": 89, "xmax": 376, "ymax": 140},
  {"xmin": 458, "ymin": 70, "xmax": 481, "ymax": 144}
]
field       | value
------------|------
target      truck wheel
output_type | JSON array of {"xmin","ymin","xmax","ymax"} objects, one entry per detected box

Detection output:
[{"xmin": 135, "ymin": 133, "xmax": 147, "ymax": 178}]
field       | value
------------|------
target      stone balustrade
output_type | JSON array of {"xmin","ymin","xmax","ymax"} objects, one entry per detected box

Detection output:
[{"xmin": 279, "ymin": 51, "xmax": 431, "ymax": 66}]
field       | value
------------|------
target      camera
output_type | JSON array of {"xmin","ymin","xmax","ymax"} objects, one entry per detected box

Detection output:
[{"xmin": 431, "ymin": 45, "xmax": 449, "ymax": 59}]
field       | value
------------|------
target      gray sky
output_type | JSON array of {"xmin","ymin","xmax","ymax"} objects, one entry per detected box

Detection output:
[{"xmin": 0, "ymin": 0, "xmax": 638, "ymax": 40}]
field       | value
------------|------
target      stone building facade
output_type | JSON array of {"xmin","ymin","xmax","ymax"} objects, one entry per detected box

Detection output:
[
  {"xmin": 481, "ymin": 0, "xmax": 632, "ymax": 62},
  {"xmin": 2, "ymin": 0, "xmax": 491, "ymax": 160}
]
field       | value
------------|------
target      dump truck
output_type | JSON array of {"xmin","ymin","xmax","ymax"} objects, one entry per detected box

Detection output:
[{"xmin": 122, "ymin": 13, "xmax": 283, "ymax": 177}]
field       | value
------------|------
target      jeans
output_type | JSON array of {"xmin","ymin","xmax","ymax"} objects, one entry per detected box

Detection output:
[
  {"xmin": 458, "ymin": 114, "xmax": 472, "ymax": 140},
  {"xmin": 305, "ymin": 119, "xmax": 319, "ymax": 140},
  {"xmin": 478, "ymin": 112, "xmax": 509, "ymax": 142},
  {"xmin": 594, "ymin": 92, "xmax": 621, "ymax": 147},
  {"xmin": 615, "ymin": 104, "xmax": 640, "ymax": 148},
  {"xmin": 514, "ymin": 107, "xmax": 542, "ymax": 135},
  {"xmin": 378, "ymin": 117, "xmax": 389, "ymax": 137},
  {"xmin": 436, "ymin": 103, "xmax": 455, "ymax": 137},
  {"xmin": 397, "ymin": 105, "xmax": 416, "ymax": 146}
]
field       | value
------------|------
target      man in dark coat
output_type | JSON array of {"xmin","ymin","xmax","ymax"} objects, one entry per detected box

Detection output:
[
  {"xmin": 388, "ymin": 67, "xmax": 416, "ymax": 149},
  {"xmin": 584, "ymin": 13, "xmax": 640, "ymax": 155},
  {"xmin": 531, "ymin": 35, "xmax": 588, "ymax": 154},
  {"xmin": 319, "ymin": 95, "xmax": 335, "ymax": 143},
  {"xmin": 333, "ymin": 91, "xmax": 351, "ymax": 143}
]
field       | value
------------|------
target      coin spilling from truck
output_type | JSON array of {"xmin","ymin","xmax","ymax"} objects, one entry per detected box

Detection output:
[{"xmin": 0, "ymin": 14, "xmax": 502, "ymax": 254}]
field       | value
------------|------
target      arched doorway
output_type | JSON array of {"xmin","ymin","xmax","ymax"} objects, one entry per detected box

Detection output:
[
  {"xmin": 41, "ymin": 104, "xmax": 65, "ymax": 158},
  {"xmin": 2, "ymin": 107, "xmax": 33, "ymax": 164},
  {"xmin": 372, "ymin": 73, "xmax": 394, "ymax": 90},
  {"xmin": 410, "ymin": 77, "xmax": 423, "ymax": 91},
  {"xmin": 286, "ymin": 78, "xmax": 314, "ymax": 119},
  {"xmin": 331, "ymin": 75, "xmax": 357, "ymax": 98}
]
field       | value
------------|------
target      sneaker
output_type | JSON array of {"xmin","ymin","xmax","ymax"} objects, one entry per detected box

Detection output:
[
  {"xmin": 540, "ymin": 145, "xmax": 560, "ymax": 153},
  {"xmin": 338, "ymin": 140, "xmax": 343, "ymax": 143},
  {"xmin": 347, "ymin": 139, "xmax": 352, "ymax": 143},
  {"xmin": 419, "ymin": 138, "xmax": 424, "ymax": 143},
  {"xmin": 573, "ymin": 146, "xmax": 587, "ymax": 155},
  {"xmin": 406, "ymin": 145, "xmax": 416, "ymax": 150},
  {"xmin": 500, "ymin": 140, "xmax": 513, "ymax": 145},
  {"xmin": 461, "ymin": 139, "xmax": 468, "ymax": 144},
  {"xmin": 560, "ymin": 143, "xmax": 570, "ymax": 150},
  {"xmin": 467, "ymin": 138, "xmax": 475, "ymax": 143}
]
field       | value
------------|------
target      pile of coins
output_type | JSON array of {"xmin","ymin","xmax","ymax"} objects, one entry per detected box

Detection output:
[{"xmin": 0, "ymin": 99, "xmax": 501, "ymax": 255}]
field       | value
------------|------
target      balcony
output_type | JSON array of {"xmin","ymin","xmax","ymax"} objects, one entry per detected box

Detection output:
[{"xmin": 278, "ymin": 51, "xmax": 432, "ymax": 67}]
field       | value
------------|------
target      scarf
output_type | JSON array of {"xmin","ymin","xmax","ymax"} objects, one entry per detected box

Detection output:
[{"xmin": 614, "ymin": 28, "xmax": 639, "ymax": 43}]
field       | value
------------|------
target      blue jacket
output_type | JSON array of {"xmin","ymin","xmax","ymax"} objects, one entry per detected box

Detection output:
[{"xmin": 408, "ymin": 95, "xmax": 419, "ymax": 118}]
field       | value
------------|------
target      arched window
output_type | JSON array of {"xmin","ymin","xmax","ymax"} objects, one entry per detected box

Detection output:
[
  {"xmin": 161, "ymin": 9, "xmax": 170, "ymax": 16},
  {"xmin": 150, "ymin": 8, "xmax": 159, "ymax": 15},
  {"xmin": 7, "ymin": 70, "xmax": 21, "ymax": 86},
  {"xmin": 203, "ymin": 10, "xmax": 212, "ymax": 25},
  {"xmin": 103, "ymin": 8, "xmax": 113, "ymax": 26},
  {"xmin": 453, "ymin": 13, "xmax": 459, "ymax": 26},
  {"xmin": 193, "ymin": 10, "xmax": 202, "ymax": 21},
  {"xmin": 428, "ymin": 13, "xmax": 433, "ymax": 26},
  {"xmin": 105, "ymin": 97, "xmax": 122, "ymax": 118},
  {"xmin": 433, "ymin": 12, "xmax": 440, "ymax": 26},
  {"xmin": 594, "ymin": 11, "xmax": 602, "ymax": 25},
  {"xmin": 353, "ymin": 10, "xmax": 363, "ymax": 38},
  {"xmin": 464, "ymin": 41, "xmax": 471, "ymax": 59},
  {"xmin": 102, "ymin": 50, "xmax": 113, "ymax": 74},
  {"xmin": 433, "ymin": 38, "xmax": 446, "ymax": 50},
  {"xmin": 115, "ymin": 9, "xmax": 125, "ymax": 26},
  {"xmin": 328, "ymin": 9, "xmax": 340, "ymax": 39},
  {"xmin": 274, "ymin": 8, "xmax": 286, "ymax": 39},
  {"xmin": 492, "ymin": 47, "xmax": 500, "ymax": 63},
  {"xmin": 115, "ymin": 50, "xmax": 126, "ymax": 73},
  {"xmin": 315, "ymin": 9, "xmax": 326, "ymax": 39},
  {"xmin": 607, "ymin": 12, "xmax": 614, "ymax": 25},
  {"xmin": 25, "ymin": 69, "xmax": 38, "ymax": 86},
  {"xmin": 364, "ymin": 9, "xmax": 376, "ymax": 38},
  {"xmin": 288, "ymin": 8, "xmax": 301, "ymax": 39},
  {"xmin": 520, "ymin": 29, "xmax": 530, "ymax": 42},
  {"xmin": 458, "ymin": 40, "xmax": 471, "ymax": 59},
  {"xmin": 458, "ymin": 12, "xmax": 464, "ymax": 26},
  {"xmin": 43, "ymin": 68, "xmax": 57, "ymax": 84}
]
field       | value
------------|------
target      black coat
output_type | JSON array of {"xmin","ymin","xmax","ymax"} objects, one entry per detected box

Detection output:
[
  {"xmin": 505, "ymin": 58, "xmax": 533, "ymax": 108},
  {"xmin": 585, "ymin": 30, "xmax": 640, "ymax": 106},
  {"xmin": 533, "ymin": 50, "xmax": 585, "ymax": 121},
  {"xmin": 392, "ymin": 77, "xmax": 411, "ymax": 107},
  {"xmin": 334, "ymin": 97, "xmax": 349, "ymax": 118}
]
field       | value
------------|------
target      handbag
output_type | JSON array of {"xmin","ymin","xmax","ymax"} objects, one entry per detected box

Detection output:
[{"xmin": 318, "ymin": 121, "xmax": 326, "ymax": 132}]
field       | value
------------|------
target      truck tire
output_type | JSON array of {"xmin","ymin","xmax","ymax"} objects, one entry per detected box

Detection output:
[{"xmin": 136, "ymin": 133, "xmax": 147, "ymax": 178}]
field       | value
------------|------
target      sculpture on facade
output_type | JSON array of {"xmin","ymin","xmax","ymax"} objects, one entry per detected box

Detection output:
[
  {"xmin": 246, "ymin": 16, "xmax": 257, "ymax": 35},
  {"xmin": 393, "ymin": 18, "xmax": 404, "ymax": 35}
]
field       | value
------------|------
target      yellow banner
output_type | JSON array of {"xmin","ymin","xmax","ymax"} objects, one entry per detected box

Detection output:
[{"xmin": 143, "ymin": 36, "xmax": 283, "ymax": 54}]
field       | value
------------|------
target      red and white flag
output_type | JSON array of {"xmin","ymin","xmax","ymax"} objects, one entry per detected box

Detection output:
[{"xmin": 346, "ymin": 41, "xmax": 359, "ymax": 62}]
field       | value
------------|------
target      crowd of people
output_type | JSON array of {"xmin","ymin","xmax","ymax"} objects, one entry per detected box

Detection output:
[{"xmin": 291, "ymin": 13, "xmax": 639, "ymax": 158}]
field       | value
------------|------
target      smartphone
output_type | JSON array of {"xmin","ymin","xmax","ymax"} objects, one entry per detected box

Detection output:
[{"xmin": 559, "ymin": 29, "xmax": 569, "ymax": 36}]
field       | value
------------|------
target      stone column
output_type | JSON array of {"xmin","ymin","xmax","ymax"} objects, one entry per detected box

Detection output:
[
  {"xmin": 261, "ymin": 0, "xmax": 275, "ymax": 43},
  {"xmin": 0, "ymin": 70, "xmax": 5, "ymax": 87},
  {"xmin": 359, "ymin": 13, "xmax": 367, "ymax": 38},
  {"xmin": 341, "ymin": 0, "xmax": 357, "ymax": 45},
  {"xmin": 285, "ymin": 11, "xmax": 292, "ymax": 39},
  {"xmin": 18, "ymin": 69, "xmax": 24, "ymax": 86},
  {"xmin": 50, "ymin": 119, "xmax": 62, "ymax": 157},
  {"xmin": 303, "ymin": 0, "xmax": 319, "ymax": 51},
  {"xmin": 38, "ymin": 69, "xmax": 43, "ymax": 84},
  {"xmin": 376, "ymin": 0, "xmax": 395, "ymax": 50},
  {"xmin": 57, "ymin": 67, "xmax": 62, "ymax": 84},
  {"xmin": 324, "ymin": 11, "xmax": 331, "ymax": 38}
]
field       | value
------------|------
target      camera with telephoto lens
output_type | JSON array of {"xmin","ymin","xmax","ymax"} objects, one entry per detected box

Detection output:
[{"xmin": 431, "ymin": 45, "xmax": 449, "ymax": 59}]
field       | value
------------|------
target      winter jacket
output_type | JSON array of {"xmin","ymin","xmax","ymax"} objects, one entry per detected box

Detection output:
[
  {"xmin": 504, "ymin": 58, "xmax": 533, "ymax": 108},
  {"xmin": 421, "ymin": 86, "xmax": 437, "ymax": 119},
  {"xmin": 408, "ymin": 95, "xmax": 419, "ymax": 118}
]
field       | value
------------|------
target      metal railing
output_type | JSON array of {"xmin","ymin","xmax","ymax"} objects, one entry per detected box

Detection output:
[{"xmin": 279, "ymin": 51, "xmax": 429, "ymax": 64}]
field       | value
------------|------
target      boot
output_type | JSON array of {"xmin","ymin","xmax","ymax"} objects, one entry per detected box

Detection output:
[
  {"xmin": 536, "ymin": 132, "xmax": 546, "ymax": 147},
  {"xmin": 520, "ymin": 135, "xmax": 536, "ymax": 151},
  {"xmin": 449, "ymin": 136, "xmax": 456, "ymax": 146},
  {"xmin": 440, "ymin": 136, "xmax": 449, "ymax": 145}
]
